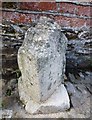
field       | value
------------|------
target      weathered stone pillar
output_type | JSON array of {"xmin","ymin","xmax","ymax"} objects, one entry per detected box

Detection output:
[{"xmin": 18, "ymin": 16, "xmax": 70, "ymax": 114}]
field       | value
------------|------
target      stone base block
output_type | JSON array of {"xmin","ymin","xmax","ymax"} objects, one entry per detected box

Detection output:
[{"xmin": 18, "ymin": 77, "xmax": 70, "ymax": 114}]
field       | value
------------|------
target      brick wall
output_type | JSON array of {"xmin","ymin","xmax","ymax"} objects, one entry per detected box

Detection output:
[{"xmin": 2, "ymin": 2, "xmax": 92, "ymax": 30}]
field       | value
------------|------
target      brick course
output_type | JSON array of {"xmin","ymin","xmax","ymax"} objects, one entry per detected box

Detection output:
[
  {"xmin": 19, "ymin": 2, "xmax": 57, "ymax": 11},
  {"xmin": 2, "ymin": 2, "xmax": 92, "ymax": 30},
  {"xmin": 59, "ymin": 2, "xmax": 78, "ymax": 14}
]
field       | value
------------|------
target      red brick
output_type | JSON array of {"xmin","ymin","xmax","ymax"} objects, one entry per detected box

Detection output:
[
  {"xmin": 19, "ymin": 2, "xmax": 57, "ymax": 11},
  {"xmin": 38, "ymin": 2, "xmax": 56, "ymax": 11},
  {"xmin": 18, "ymin": 14, "xmax": 31, "ymax": 23},
  {"xmin": 2, "ymin": 11, "xmax": 91, "ymax": 29},
  {"xmin": 0, "ymin": 11, "xmax": 2, "ymax": 23},
  {"xmin": 59, "ymin": 2, "xmax": 78, "ymax": 15},
  {"xmin": 55, "ymin": 16, "xmax": 90, "ymax": 29},
  {"xmin": 2, "ymin": 11, "xmax": 54, "ymax": 24},
  {"xmin": 20, "ymin": 0, "xmax": 35, "ymax": 1},
  {"xmin": 0, "ymin": 1, "xmax": 2, "ymax": 8},
  {"xmin": 59, "ymin": 2, "xmax": 91, "ymax": 17},
  {"xmin": 90, "ymin": 7, "xmax": 92, "ymax": 17},
  {"xmin": 2, "ymin": 11, "xmax": 41, "ymax": 24},
  {"xmin": 2, "ymin": 12, "xmax": 28, "ymax": 23},
  {"xmin": 55, "ymin": 16, "xmax": 71, "ymax": 27},
  {"xmin": 70, "ymin": 17, "xmax": 86, "ymax": 27},
  {"xmin": 19, "ymin": 0, "xmax": 55, "ymax": 1},
  {"xmin": 77, "ymin": 5, "xmax": 91, "ymax": 17},
  {"xmin": 40, "ymin": 0, "xmax": 55, "ymax": 1},
  {"xmin": 19, "ymin": 2, "xmax": 39, "ymax": 11},
  {"xmin": 86, "ymin": 18, "xmax": 91, "ymax": 27}
]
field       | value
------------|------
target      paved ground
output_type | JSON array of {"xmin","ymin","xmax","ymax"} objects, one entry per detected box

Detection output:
[{"xmin": 1, "ymin": 71, "xmax": 91, "ymax": 119}]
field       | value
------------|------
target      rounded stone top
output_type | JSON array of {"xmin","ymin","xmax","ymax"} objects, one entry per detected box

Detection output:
[
  {"xmin": 36, "ymin": 16, "xmax": 61, "ymax": 29},
  {"xmin": 22, "ymin": 16, "xmax": 67, "ymax": 57}
]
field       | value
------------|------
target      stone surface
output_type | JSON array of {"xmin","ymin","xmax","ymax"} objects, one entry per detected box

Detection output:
[
  {"xmin": 18, "ymin": 77, "xmax": 70, "ymax": 114},
  {"xmin": 18, "ymin": 16, "xmax": 68, "ymax": 103},
  {"xmin": 0, "ymin": 110, "xmax": 13, "ymax": 119},
  {"xmin": 17, "ymin": 16, "xmax": 70, "ymax": 114}
]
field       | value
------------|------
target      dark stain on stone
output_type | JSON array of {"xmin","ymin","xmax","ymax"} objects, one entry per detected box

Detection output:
[
  {"xmin": 48, "ymin": 83, "xmax": 52, "ymax": 90},
  {"xmin": 30, "ymin": 82, "xmax": 33, "ymax": 85},
  {"xmin": 46, "ymin": 43, "xmax": 50, "ymax": 48},
  {"xmin": 50, "ymin": 77, "xmax": 53, "ymax": 81},
  {"xmin": 29, "ymin": 58, "xmax": 32, "ymax": 61},
  {"xmin": 49, "ymin": 71, "xmax": 52, "ymax": 79},
  {"xmin": 54, "ymin": 81, "xmax": 56, "ymax": 84},
  {"xmin": 41, "ymin": 92, "xmax": 43, "ymax": 96},
  {"xmin": 37, "ymin": 57, "xmax": 49, "ymax": 70},
  {"xmin": 41, "ymin": 80, "xmax": 43, "ymax": 84},
  {"xmin": 27, "ymin": 56, "xmax": 32, "ymax": 61},
  {"xmin": 49, "ymin": 71, "xmax": 51, "ymax": 75}
]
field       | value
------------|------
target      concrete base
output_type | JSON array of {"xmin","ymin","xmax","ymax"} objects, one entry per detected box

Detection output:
[{"xmin": 18, "ymin": 77, "xmax": 70, "ymax": 114}]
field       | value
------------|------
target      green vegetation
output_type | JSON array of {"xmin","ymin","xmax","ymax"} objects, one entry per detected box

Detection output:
[
  {"xmin": 12, "ymin": 69, "xmax": 21, "ymax": 79},
  {"xmin": 2, "ymin": 2, "xmax": 17, "ymax": 9},
  {"xmin": 6, "ymin": 89, "xmax": 11, "ymax": 96}
]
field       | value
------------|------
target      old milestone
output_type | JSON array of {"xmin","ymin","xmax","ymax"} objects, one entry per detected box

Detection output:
[{"xmin": 18, "ymin": 16, "xmax": 70, "ymax": 114}]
